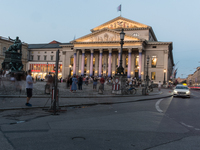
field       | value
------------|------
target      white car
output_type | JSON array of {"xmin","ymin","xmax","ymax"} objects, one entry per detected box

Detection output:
[{"xmin": 173, "ymin": 85, "xmax": 190, "ymax": 98}]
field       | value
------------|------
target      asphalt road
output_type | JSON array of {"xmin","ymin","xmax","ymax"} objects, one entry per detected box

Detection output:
[{"xmin": 1, "ymin": 90, "xmax": 200, "ymax": 150}]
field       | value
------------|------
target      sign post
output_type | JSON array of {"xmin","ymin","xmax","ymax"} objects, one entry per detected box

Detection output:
[{"xmin": 53, "ymin": 49, "xmax": 59, "ymax": 115}]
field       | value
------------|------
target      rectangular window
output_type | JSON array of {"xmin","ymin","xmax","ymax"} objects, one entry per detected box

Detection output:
[
  {"xmin": 31, "ymin": 55, "xmax": 34, "ymax": 60},
  {"xmin": 126, "ymin": 56, "xmax": 128, "ymax": 67},
  {"xmin": 51, "ymin": 56, "xmax": 53, "ymax": 60},
  {"xmin": 93, "ymin": 58, "xmax": 95, "ymax": 67},
  {"xmin": 70, "ymin": 57, "xmax": 74, "ymax": 66},
  {"xmin": 135, "ymin": 56, "xmax": 139, "ymax": 67},
  {"xmin": 38, "ymin": 56, "xmax": 40, "ymax": 60},
  {"xmin": 84, "ymin": 57, "xmax": 87, "ymax": 67},
  {"xmin": 44, "ymin": 56, "xmax": 47, "ymax": 60},
  {"xmin": 151, "ymin": 56, "xmax": 157, "ymax": 68},
  {"xmin": 151, "ymin": 72, "xmax": 156, "ymax": 80}
]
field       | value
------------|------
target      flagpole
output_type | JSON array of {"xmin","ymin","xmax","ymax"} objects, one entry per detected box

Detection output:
[{"xmin": 120, "ymin": 4, "xmax": 122, "ymax": 16}]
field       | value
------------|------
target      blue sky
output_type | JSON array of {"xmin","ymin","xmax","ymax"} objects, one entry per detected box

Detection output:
[{"xmin": 1, "ymin": 0, "xmax": 199, "ymax": 78}]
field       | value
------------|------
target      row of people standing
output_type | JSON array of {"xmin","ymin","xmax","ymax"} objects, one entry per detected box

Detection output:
[{"xmin": 66, "ymin": 76, "xmax": 106, "ymax": 92}]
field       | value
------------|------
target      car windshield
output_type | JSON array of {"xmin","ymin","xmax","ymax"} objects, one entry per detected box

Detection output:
[{"xmin": 175, "ymin": 86, "xmax": 188, "ymax": 89}]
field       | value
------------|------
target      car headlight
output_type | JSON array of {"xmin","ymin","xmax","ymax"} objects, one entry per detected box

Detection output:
[
  {"xmin": 174, "ymin": 90, "xmax": 177, "ymax": 94},
  {"xmin": 186, "ymin": 91, "xmax": 190, "ymax": 94}
]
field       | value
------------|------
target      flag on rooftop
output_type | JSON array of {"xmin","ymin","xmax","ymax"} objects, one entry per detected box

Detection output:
[{"xmin": 117, "ymin": 4, "xmax": 121, "ymax": 12}]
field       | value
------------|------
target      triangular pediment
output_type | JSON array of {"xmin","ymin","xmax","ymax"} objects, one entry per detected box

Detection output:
[
  {"xmin": 91, "ymin": 16, "xmax": 149, "ymax": 31},
  {"xmin": 73, "ymin": 28, "xmax": 140, "ymax": 43}
]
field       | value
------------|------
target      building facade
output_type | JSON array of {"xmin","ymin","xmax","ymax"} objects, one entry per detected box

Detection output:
[
  {"xmin": 28, "ymin": 16, "xmax": 174, "ymax": 83},
  {"xmin": 0, "ymin": 36, "xmax": 28, "ymax": 72},
  {"xmin": 186, "ymin": 67, "xmax": 200, "ymax": 86}
]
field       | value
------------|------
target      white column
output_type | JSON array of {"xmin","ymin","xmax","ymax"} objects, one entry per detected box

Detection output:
[
  {"xmin": 81, "ymin": 49, "xmax": 85, "ymax": 76},
  {"xmin": 90, "ymin": 49, "xmax": 94, "ymax": 76},
  {"xmin": 99, "ymin": 49, "xmax": 103, "ymax": 77},
  {"xmin": 73, "ymin": 49, "xmax": 77, "ymax": 75},
  {"xmin": 118, "ymin": 48, "xmax": 120, "ymax": 67},
  {"xmin": 139, "ymin": 48, "xmax": 142, "ymax": 79},
  {"xmin": 108, "ymin": 49, "xmax": 112, "ymax": 77},
  {"xmin": 127, "ymin": 48, "xmax": 132, "ymax": 78}
]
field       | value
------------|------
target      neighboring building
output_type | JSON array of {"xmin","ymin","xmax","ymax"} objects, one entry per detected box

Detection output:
[
  {"xmin": 176, "ymin": 77, "xmax": 186, "ymax": 83},
  {"xmin": 28, "ymin": 16, "xmax": 174, "ymax": 83},
  {"xmin": 27, "ymin": 40, "xmax": 68, "ymax": 79},
  {"xmin": 186, "ymin": 67, "xmax": 200, "ymax": 86},
  {"xmin": 0, "ymin": 36, "xmax": 28, "ymax": 71}
]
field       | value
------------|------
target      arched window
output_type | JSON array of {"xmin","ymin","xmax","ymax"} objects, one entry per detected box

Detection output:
[
  {"xmin": 3, "ymin": 47, "xmax": 6, "ymax": 56},
  {"xmin": 151, "ymin": 56, "xmax": 157, "ymax": 68}
]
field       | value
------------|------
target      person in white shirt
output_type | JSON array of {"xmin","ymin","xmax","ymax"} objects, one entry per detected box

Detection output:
[
  {"xmin": 26, "ymin": 70, "xmax": 33, "ymax": 107},
  {"xmin": 158, "ymin": 81, "xmax": 162, "ymax": 91}
]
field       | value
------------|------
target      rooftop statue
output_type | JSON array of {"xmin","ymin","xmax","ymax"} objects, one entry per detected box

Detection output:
[{"xmin": 7, "ymin": 36, "xmax": 22, "ymax": 53}]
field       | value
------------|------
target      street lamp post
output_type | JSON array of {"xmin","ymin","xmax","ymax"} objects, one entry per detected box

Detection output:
[
  {"xmin": 69, "ymin": 65, "xmax": 72, "ymax": 77},
  {"xmin": 116, "ymin": 28, "xmax": 125, "ymax": 75},
  {"xmin": 47, "ymin": 62, "xmax": 48, "ymax": 74},
  {"xmin": 164, "ymin": 69, "xmax": 166, "ymax": 85},
  {"xmin": 146, "ymin": 56, "xmax": 150, "ymax": 87}
]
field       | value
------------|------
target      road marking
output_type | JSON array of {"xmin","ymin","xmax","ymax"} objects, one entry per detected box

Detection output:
[
  {"xmin": 180, "ymin": 122, "xmax": 193, "ymax": 128},
  {"xmin": 155, "ymin": 99, "xmax": 164, "ymax": 113}
]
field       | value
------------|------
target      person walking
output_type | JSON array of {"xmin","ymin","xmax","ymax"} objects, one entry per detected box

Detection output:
[
  {"xmin": 158, "ymin": 81, "xmax": 162, "ymax": 91},
  {"xmin": 78, "ymin": 76, "xmax": 83, "ymax": 90},
  {"xmin": 93, "ymin": 77, "xmax": 97, "ymax": 91},
  {"xmin": 100, "ymin": 77, "xmax": 105, "ymax": 90},
  {"xmin": 26, "ymin": 70, "xmax": 33, "ymax": 107},
  {"xmin": 71, "ymin": 76, "xmax": 78, "ymax": 92},
  {"xmin": 69, "ymin": 77, "xmax": 73, "ymax": 92}
]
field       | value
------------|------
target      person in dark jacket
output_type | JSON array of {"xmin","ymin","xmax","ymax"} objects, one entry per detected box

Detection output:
[
  {"xmin": 78, "ymin": 76, "xmax": 83, "ymax": 90},
  {"xmin": 69, "ymin": 77, "xmax": 73, "ymax": 92}
]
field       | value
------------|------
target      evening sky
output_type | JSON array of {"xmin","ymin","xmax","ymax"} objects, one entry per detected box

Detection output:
[{"xmin": 0, "ymin": 0, "xmax": 199, "ymax": 78}]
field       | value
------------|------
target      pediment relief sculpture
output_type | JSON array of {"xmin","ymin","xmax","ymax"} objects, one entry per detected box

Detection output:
[{"xmin": 76, "ymin": 31, "xmax": 139, "ymax": 43}]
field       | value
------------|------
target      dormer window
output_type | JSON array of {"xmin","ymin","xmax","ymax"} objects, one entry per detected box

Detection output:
[{"xmin": 132, "ymin": 33, "xmax": 139, "ymax": 37}]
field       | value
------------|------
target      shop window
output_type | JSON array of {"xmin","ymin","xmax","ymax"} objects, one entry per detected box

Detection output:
[
  {"xmin": 151, "ymin": 56, "xmax": 157, "ymax": 68},
  {"xmin": 135, "ymin": 56, "xmax": 139, "ymax": 67},
  {"xmin": 151, "ymin": 72, "xmax": 156, "ymax": 80}
]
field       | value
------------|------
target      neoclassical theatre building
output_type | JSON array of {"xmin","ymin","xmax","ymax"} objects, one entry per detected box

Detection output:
[{"xmin": 28, "ymin": 16, "xmax": 174, "ymax": 83}]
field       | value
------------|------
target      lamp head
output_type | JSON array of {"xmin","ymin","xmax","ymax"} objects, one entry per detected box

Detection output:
[
  {"xmin": 120, "ymin": 29, "xmax": 125, "ymax": 40},
  {"xmin": 147, "ymin": 55, "xmax": 150, "ymax": 63}
]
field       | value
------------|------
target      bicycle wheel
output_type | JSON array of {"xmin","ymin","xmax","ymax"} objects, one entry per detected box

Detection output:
[
  {"xmin": 150, "ymin": 87, "xmax": 153, "ymax": 92},
  {"xmin": 130, "ymin": 89, "xmax": 136, "ymax": 95}
]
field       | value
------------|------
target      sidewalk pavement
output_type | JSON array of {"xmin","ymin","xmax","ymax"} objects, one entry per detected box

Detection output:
[{"xmin": 0, "ymin": 80, "xmax": 174, "ymax": 110}]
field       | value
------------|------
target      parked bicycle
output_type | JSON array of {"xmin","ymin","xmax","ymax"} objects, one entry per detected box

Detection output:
[{"xmin": 121, "ymin": 86, "xmax": 137, "ymax": 95}]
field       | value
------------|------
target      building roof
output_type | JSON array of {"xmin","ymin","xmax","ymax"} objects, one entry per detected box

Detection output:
[{"xmin": 28, "ymin": 43, "xmax": 72, "ymax": 49}]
